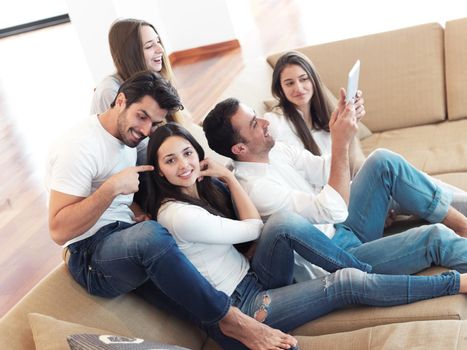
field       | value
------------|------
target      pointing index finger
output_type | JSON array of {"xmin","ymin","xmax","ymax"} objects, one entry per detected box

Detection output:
[{"xmin": 135, "ymin": 165, "xmax": 154, "ymax": 172}]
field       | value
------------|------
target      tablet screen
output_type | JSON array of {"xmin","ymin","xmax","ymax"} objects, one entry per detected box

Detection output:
[{"xmin": 346, "ymin": 60, "xmax": 360, "ymax": 103}]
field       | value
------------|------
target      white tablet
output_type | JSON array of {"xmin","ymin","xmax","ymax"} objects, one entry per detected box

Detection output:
[{"xmin": 346, "ymin": 59, "xmax": 360, "ymax": 103}]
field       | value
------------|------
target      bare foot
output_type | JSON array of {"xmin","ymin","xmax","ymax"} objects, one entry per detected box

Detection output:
[
  {"xmin": 460, "ymin": 273, "xmax": 467, "ymax": 293},
  {"xmin": 219, "ymin": 307, "xmax": 298, "ymax": 350},
  {"xmin": 442, "ymin": 207, "xmax": 467, "ymax": 237}
]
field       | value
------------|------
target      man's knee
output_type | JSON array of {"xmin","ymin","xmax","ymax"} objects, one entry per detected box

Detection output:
[
  {"xmin": 266, "ymin": 210, "xmax": 308, "ymax": 232},
  {"xmin": 425, "ymin": 223, "xmax": 457, "ymax": 245},
  {"xmin": 364, "ymin": 148, "xmax": 404, "ymax": 173},
  {"xmin": 368, "ymin": 148, "xmax": 398, "ymax": 164},
  {"xmin": 133, "ymin": 220, "xmax": 176, "ymax": 249},
  {"xmin": 327, "ymin": 268, "xmax": 366, "ymax": 289}
]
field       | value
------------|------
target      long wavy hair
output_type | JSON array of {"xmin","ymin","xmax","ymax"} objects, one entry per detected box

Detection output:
[
  {"xmin": 146, "ymin": 123, "xmax": 236, "ymax": 220},
  {"xmin": 108, "ymin": 18, "xmax": 183, "ymax": 123},
  {"xmin": 271, "ymin": 51, "xmax": 335, "ymax": 155}
]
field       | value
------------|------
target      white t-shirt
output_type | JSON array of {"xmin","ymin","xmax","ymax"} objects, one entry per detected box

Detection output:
[
  {"xmin": 264, "ymin": 110, "xmax": 332, "ymax": 155},
  {"xmin": 234, "ymin": 142, "xmax": 348, "ymax": 237},
  {"xmin": 90, "ymin": 74, "xmax": 121, "ymax": 115},
  {"xmin": 46, "ymin": 115, "xmax": 137, "ymax": 246},
  {"xmin": 157, "ymin": 201, "xmax": 263, "ymax": 296}
]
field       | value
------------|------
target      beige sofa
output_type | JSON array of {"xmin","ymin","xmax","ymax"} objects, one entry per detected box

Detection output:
[{"xmin": 3, "ymin": 18, "xmax": 467, "ymax": 350}]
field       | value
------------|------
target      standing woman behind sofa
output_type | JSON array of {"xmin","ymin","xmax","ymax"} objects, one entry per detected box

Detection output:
[
  {"xmin": 267, "ymin": 50, "xmax": 467, "ymax": 216},
  {"xmin": 145, "ymin": 123, "xmax": 467, "ymax": 349},
  {"xmin": 91, "ymin": 18, "xmax": 184, "ymax": 124}
]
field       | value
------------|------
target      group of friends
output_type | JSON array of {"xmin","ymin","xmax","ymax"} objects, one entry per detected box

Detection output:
[{"xmin": 46, "ymin": 18, "xmax": 467, "ymax": 350}]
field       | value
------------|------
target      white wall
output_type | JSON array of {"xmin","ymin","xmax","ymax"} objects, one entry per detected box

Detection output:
[
  {"xmin": 156, "ymin": 0, "xmax": 236, "ymax": 52},
  {"xmin": 65, "ymin": 0, "xmax": 118, "ymax": 83},
  {"xmin": 283, "ymin": 0, "xmax": 467, "ymax": 46},
  {"xmin": 301, "ymin": 0, "xmax": 467, "ymax": 45},
  {"xmin": 0, "ymin": 0, "xmax": 68, "ymax": 29}
]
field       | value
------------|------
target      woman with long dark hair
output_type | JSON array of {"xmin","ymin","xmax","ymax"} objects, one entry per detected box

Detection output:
[{"xmin": 267, "ymin": 51, "xmax": 366, "ymax": 176}]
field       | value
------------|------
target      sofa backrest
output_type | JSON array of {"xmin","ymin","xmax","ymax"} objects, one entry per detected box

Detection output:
[
  {"xmin": 267, "ymin": 22, "xmax": 446, "ymax": 133},
  {"xmin": 445, "ymin": 17, "xmax": 467, "ymax": 121},
  {"xmin": 0, "ymin": 264, "xmax": 205, "ymax": 350}
]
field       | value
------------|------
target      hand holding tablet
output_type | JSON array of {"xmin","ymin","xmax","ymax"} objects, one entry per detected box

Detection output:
[{"xmin": 346, "ymin": 59, "xmax": 360, "ymax": 103}]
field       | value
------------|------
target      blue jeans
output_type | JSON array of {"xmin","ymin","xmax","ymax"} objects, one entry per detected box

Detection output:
[
  {"xmin": 333, "ymin": 149, "xmax": 467, "ymax": 274},
  {"xmin": 218, "ymin": 212, "xmax": 460, "ymax": 338},
  {"xmin": 250, "ymin": 211, "xmax": 372, "ymax": 289},
  {"xmin": 66, "ymin": 220, "xmax": 230, "ymax": 328}
]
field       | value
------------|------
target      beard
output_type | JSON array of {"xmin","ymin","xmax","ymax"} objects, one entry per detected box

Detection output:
[
  {"xmin": 117, "ymin": 110, "xmax": 144, "ymax": 148},
  {"xmin": 266, "ymin": 136, "xmax": 275, "ymax": 151}
]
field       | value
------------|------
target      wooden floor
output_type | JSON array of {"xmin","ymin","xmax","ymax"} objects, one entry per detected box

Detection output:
[{"xmin": 0, "ymin": 0, "xmax": 317, "ymax": 317}]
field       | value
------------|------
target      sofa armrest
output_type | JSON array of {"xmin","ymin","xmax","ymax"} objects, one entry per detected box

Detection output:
[{"xmin": 0, "ymin": 263, "xmax": 205, "ymax": 350}]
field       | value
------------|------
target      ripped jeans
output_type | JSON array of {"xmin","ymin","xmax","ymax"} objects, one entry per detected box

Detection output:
[{"xmin": 230, "ymin": 268, "xmax": 460, "ymax": 334}]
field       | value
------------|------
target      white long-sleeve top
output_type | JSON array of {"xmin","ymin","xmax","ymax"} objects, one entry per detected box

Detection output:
[
  {"xmin": 234, "ymin": 142, "xmax": 348, "ymax": 240},
  {"xmin": 157, "ymin": 201, "xmax": 263, "ymax": 296}
]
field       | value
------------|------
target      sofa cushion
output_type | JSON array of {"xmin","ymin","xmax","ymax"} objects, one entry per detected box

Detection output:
[
  {"xmin": 203, "ymin": 319, "xmax": 467, "ymax": 350},
  {"xmin": 0, "ymin": 264, "xmax": 204, "ymax": 350},
  {"xmin": 433, "ymin": 172, "xmax": 467, "ymax": 192},
  {"xmin": 293, "ymin": 320, "xmax": 467, "ymax": 350},
  {"xmin": 29, "ymin": 313, "xmax": 107, "ymax": 350},
  {"xmin": 445, "ymin": 17, "xmax": 467, "ymax": 121},
  {"xmin": 68, "ymin": 334, "xmax": 189, "ymax": 350},
  {"xmin": 28, "ymin": 313, "xmax": 188, "ymax": 350},
  {"xmin": 360, "ymin": 119, "xmax": 467, "ymax": 175},
  {"xmin": 267, "ymin": 22, "xmax": 446, "ymax": 133},
  {"xmin": 290, "ymin": 266, "xmax": 467, "ymax": 337}
]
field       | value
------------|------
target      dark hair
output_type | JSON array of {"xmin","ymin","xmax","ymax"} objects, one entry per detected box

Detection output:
[
  {"xmin": 146, "ymin": 123, "xmax": 236, "ymax": 220},
  {"xmin": 272, "ymin": 51, "xmax": 335, "ymax": 155},
  {"xmin": 203, "ymin": 98, "xmax": 243, "ymax": 160},
  {"xmin": 108, "ymin": 18, "xmax": 172, "ymax": 82},
  {"xmin": 110, "ymin": 71, "xmax": 183, "ymax": 117}
]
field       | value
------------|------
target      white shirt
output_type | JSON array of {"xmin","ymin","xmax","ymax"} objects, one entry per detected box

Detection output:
[
  {"xmin": 157, "ymin": 201, "xmax": 263, "ymax": 296},
  {"xmin": 46, "ymin": 115, "xmax": 137, "ymax": 246},
  {"xmin": 264, "ymin": 110, "xmax": 332, "ymax": 155},
  {"xmin": 234, "ymin": 142, "xmax": 348, "ymax": 239}
]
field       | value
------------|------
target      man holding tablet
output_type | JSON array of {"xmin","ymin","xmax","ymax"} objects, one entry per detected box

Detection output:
[{"xmin": 203, "ymin": 93, "xmax": 467, "ymax": 278}]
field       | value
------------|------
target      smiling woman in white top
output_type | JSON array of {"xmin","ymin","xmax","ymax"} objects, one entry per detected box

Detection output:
[
  {"xmin": 266, "ymin": 50, "xmax": 467, "ymax": 217},
  {"xmin": 143, "ymin": 122, "xmax": 467, "ymax": 348}
]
